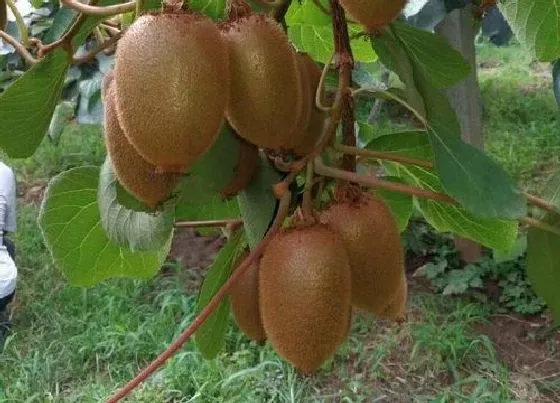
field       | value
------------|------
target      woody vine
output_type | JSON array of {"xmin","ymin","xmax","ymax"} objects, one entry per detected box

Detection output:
[{"xmin": 1, "ymin": 0, "xmax": 559, "ymax": 402}]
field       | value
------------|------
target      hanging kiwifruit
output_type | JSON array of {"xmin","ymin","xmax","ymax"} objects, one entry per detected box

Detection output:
[
  {"xmin": 319, "ymin": 193, "xmax": 405, "ymax": 315},
  {"xmin": 339, "ymin": 0, "xmax": 407, "ymax": 33},
  {"xmin": 259, "ymin": 223, "xmax": 352, "ymax": 373},
  {"xmin": 377, "ymin": 273, "xmax": 408, "ymax": 322},
  {"xmin": 113, "ymin": 11, "xmax": 229, "ymax": 173},
  {"xmin": 0, "ymin": 0, "xmax": 7, "ymax": 32},
  {"xmin": 221, "ymin": 14, "xmax": 303, "ymax": 152},
  {"xmin": 220, "ymin": 137, "xmax": 260, "ymax": 198},
  {"xmin": 229, "ymin": 251, "xmax": 266, "ymax": 344},
  {"xmin": 293, "ymin": 53, "xmax": 329, "ymax": 156},
  {"xmin": 103, "ymin": 79, "xmax": 179, "ymax": 208}
]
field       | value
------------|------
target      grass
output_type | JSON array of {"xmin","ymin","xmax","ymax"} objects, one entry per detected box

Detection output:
[{"xmin": 0, "ymin": 40, "xmax": 559, "ymax": 401}]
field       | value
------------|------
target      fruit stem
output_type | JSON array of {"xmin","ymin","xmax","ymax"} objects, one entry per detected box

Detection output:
[
  {"xmin": 5, "ymin": 0, "xmax": 28, "ymax": 45},
  {"xmin": 302, "ymin": 161, "xmax": 315, "ymax": 219},
  {"xmin": 329, "ymin": 0, "xmax": 356, "ymax": 173},
  {"xmin": 333, "ymin": 144, "xmax": 435, "ymax": 169},
  {"xmin": 0, "ymin": 30, "xmax": 37, "ymax": 65},
  {"xmin": 71, "ymin": 31, "xmax": 122, "ymax": 64},
  {"xmin": 316, "ymin": 52, "xmax": 335, "ymax": 112},
  {"xmin": 60, "ymin": 0, "xmax": 136, "ymax": 16},
  {"xmin": 106, "ymin": 191, "xmax": 292, "ymax": 403},
  {"xmin": 174, "ymin": 219, "xmax": 244, "ymax": 229}
]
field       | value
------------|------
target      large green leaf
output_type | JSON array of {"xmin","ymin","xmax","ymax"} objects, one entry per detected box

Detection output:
[
  {"xmin": 98, "ymin": 158, "xmax": 175, "ymax": 252},
  {"xmin": 285, "ymin": 0, "xmax": 377, "ymax": 63},
  {"xmin": 38, "ymin": 166, "xmax": 171, "ymax": 287},
  {"xmin": 175, "ymin": 127, "xmax": 241, "ymax": 221},
  {"xmin": 372, "ymin": 176, "xmax": 413, "ymax": 232},
  {"xmin": 500, "ymin": 0, "xmax": 560, "ymax": 62},
  {"xmin": 527, "ymin": 227, "xmax": 560, "ymax": 322},
  {"xmin": 0, "ymin": 50, "xmax": 69, "ymax": 157},
  {"xmin": 387, "ymin": 25, "xmax": 526, "ymax": 220},
  {"xmin": 390, "ymin": 21, "xmax": 471, "ymax": 89},
  {"xmin": 367, "ymin": 132, "xmax": 518, "ymax": 251},
  {"xmin": 237, "ymin": 160, "xmax": 281, "ymax": 249},
  {"xmin": 194, "ymin": 229, "xmax": 246, "ymax": 359}
]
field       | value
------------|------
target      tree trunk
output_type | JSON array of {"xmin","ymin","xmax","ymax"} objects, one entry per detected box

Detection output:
[{"xmin": 435, "ymin": 5, "xmax": 484, "ymax": 263}]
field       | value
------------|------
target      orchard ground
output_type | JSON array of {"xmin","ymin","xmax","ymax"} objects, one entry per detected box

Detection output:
[{"xmin": 0, "ymin": 40, "xmax": 559, "ymax": 402}]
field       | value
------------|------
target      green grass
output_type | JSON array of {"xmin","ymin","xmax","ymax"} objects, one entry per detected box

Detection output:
[{"xmin": 1, "ymin": 40, "xmax": 559, "ymax": 401}]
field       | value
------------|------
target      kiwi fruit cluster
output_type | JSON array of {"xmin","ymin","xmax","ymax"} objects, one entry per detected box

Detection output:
[
  {"xmin": 228, "ymin": 190, "xmax": 407, "ymax": 373},
  {"xmin": 339, "ymin": 0, "xmax": 408, "ymax": 33},
  {"xmin": 101, "ymin": 9, "xmax": 327, "ymax": 208}
]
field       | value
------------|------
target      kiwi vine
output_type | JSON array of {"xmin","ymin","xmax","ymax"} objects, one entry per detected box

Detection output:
[{"xmin": 2, "ymin": 0, "xmax": 560, "ymax": 401}]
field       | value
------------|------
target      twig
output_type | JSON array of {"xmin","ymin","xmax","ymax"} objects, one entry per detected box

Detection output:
[
  {"xmin": 174, "ymin": 219, "xmax": 243, "ymax": 229},
  {"xmin": 333, "ymin": 144, "xmax": 434, "ymax": 169},
  {"xmin": 60, "ymin": 0, "xmax": 136, "ymax": 16},
  {"xmin": 5, "ymin": 0, "xmax": 27, "ymax": 45},
  {"xmin": 523, "ymin": 192, "xmax": 560, "ymax": 215},
  {"xmin": 72, "ymin": 31, "xmax": 122, "ymax": 64},
  {"xmin": 314, "ymin": 158, "xmax": 457, "ymax": 204},
  {"xmin": 0, "ymin": 30, "xmax": 37, "ymax": 65},
  {"xmin": 520, "ymin": 217, "xmax": 560, "ymax": 237},
  {"xmin": 330, "ymin": 0, "xmax": 355, "ymax": 173},
  {"xmin": 316, "ymin": 52, "xmax": 334, "ymax": 112},
  {"xmin": 106, "ymin": 191, "xmax": 292, "ymax": 402}
]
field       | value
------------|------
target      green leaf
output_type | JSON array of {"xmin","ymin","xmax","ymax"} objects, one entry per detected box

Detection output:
[
  {"xmin": 237, "ymin": 160, "xmax": 281, "ymax": 249},
  {"xmin": 189, "ymin": 0, "xmax": 227, "ymax": 21},
  {"xmin": 500, "ymin": 0, "xmax": 560, "ymax": 62},
  {"xmin": 38, "ymin": 166, "xmax": 171, "ymax": 287},
  {"xmin": 527, "ymin": 227, "xmax": 560, "ymax": 322},
  {"xmin": 387, "ymin": 25, "xmax": 526, "ymax": 220},
  {"xmin": 0, "ymin": 50, "xmax": 69, "ymax": 158},
  {"xmin": 175, "ymin": 127, "xmax": 241, "ymax": 221},
  {"xmin": 366, "ymin": 130, "xmax": 433, "ymax": 161},
  {"xmin": 493, "ymin": 234, "xmax": 527, "ymax": 263},
  {"xmin": 390, "ymin": 21, "xmax": 471, "ymax": 89},
  {"xmin": 194, "ymin": 229, "xmax": 246, "ymax": 359},
  {"xmin": 42, "ymin": 8, "xmax": 77, "ymax": 44},
  {"xmin": 372, "ymin": 176, "xmax": 413, "ymax": 232},
  {"xmin": 286, "ymin": 0, "xmax": 376, "ymax": 63},
  {"xmin": 98, "ymin": 159, "xmax": 175, "ymax": 252}
]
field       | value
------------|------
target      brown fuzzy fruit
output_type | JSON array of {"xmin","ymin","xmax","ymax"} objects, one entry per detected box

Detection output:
[
  {"xmin": 319, "ymin": 193, "xmax": 405, "ymax": 315},
  {"xmin": 377, "ymin": 273, "xmax": 407, "ymax": 322},
  {"xmin": 229, "ymin": 253, "xmax": 267, "ymax": 344},
  {"xmin": 259, "ymin": 223, "xmax": 352, "ymax": 373},
  {"xmin": 293, "ymin": 53, "xmax": 329, "ymax": 156},
  {"xmin": 103, "ymin": 80, "xmax": 179, "ymax": 208},
  {"xmin": 113, "ymin": 12, "xmax": 229, "ymax": 172},
  {"xmin": 222, "ymin": 14, "xmax": 303, "ymax": 151},
  {"xmin": 339, "ymin": 0, "xmax": 407, "ymax": 33}
]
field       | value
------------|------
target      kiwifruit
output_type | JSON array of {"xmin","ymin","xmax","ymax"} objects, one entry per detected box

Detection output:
[
  {"xmin": 0, "ymin": 0, "xmax": 7, "ymax": 32},
  {"xmin": 103, "ymin": 80, "xmax": 179, "ymax": 208},
  {"xmin": 289, "ymin": 53, "xmax": 313, "ymax": 150},
  {"xmin": 113, "ymin": 12, "xmax": 229, "ymax": 172},
  {"xmin": 319, "ymin": 193, "xmax": 405, "ymax": 315},
  {"xmin": 229, "ymin": 251, "xmax": 266, "ymax": 344},
  {"xmin": 377, "ymin": 273, "xmax": 407, "ymax": 322},
  {"xmin": 293, "ymin": 53, "xmax": 329, "ymax": 156},
  {"xmin": 339, "ymin": 0, "xmax": 408, "ymax": 33},
  {"xmin": 221, "ymin": 14, "xmax": 303, "ymax": 151},
  {"xmin": 259, "ymin": 223, "xmax": 352, "ymax": 373},
  {"xmin": 220, "ymin": 137, "xmax": 260, "ymax": 198}
]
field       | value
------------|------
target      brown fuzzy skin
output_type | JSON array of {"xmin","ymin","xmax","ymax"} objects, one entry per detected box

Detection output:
[
  {"xmin": 377, "ymin": 273, "xmax": 408, "ymax": 322},
  {"xmin": 103, "ymin": 81, "xmax": 179, "ymax": 209},
  {"xmin": 113, "ymin": 12, "xmax": 229, "ymax": 171},
  {"xmin": 339, "ymin": 0, "xmax": 407, "ymax": 33},
  {"xmin": 290, "ymin": 53, "xmax": 312, "ymax": 150},
  {"xmin": 293, "ymin": 53, "xmax": 328, "ymax": 156},
  {"xmin": 220, "ymin": 137, "xmax": 260, "ymax": 198},
  {"xmin": 319, "ymin": 194, "xmax": 405, "ymax": 315},
  {"xmin": 259, "ymin": 223, "xmax": 352, "ymax": 373},
  {"xmin": 221, "ymin": 14, "xmax": 303, "ymax": 151},
  {"xmin": 229, "ymin": 254, "xmax": 267, "ymax": 344}
]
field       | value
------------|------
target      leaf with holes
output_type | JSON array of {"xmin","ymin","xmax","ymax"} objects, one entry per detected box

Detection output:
[{"xmin": 38, "ymin": 166, "xmax": 171, "ymax": 287}]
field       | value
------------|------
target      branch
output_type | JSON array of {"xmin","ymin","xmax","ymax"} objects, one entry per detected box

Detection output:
[
  {"xmin": 174, "ymin": 219, "xmax": 243, "ymax": 229},
  {"xmin": 106, "ymin": 192, "xmax": 292, "ymax": 402},
  {"xmin": 71, "ymin": 31, "xmax": 122, "ymax": 64},
  {"xmin": 329, "ymin": 0, "xmax": 355, "ymax": 173},
  {"xmin": 60, "ymin": 0, "xmax": 135, "ymax": 16},
  {"xmin": 523, "ymin": 192, "xmax": 560, "ymax": 215},
  {"xmin": 520, "ymin": 217, "xmax": 560, "ymax": 237},
  {"xmin": 314, "ymin": 158, "xmax": 457, "ymax": 204},
  {"xmin": 0, "ymin": 30, "xmax": 37, "ymax": 65},
  {"xmin": 5, "ymin": 0, "xmax": 27, "ymax": 44}
]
